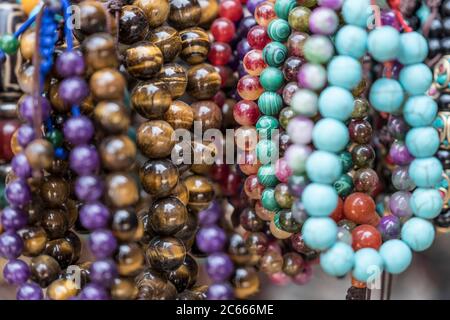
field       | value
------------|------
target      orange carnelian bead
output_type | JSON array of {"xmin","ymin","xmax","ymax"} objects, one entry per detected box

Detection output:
[
  {"xmin": 330, "ymin": 197, "xmax": 344, "ymax": 223},
  {"xmin": 351, "ymin": 224, "xmax": 382, "ymax": 251},
  {"xmin": 343, "ymin": 192, "xmax": 378, "ymax": 225},
  {"xmin": 352, "ymin": 277, "xmax": 366, "ymax": 288}
]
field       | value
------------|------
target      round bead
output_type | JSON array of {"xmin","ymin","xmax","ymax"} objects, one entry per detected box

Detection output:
[
  {"xmin": 306, "ymin": 151, "xmax": 342, "ymax": 184},
  {"xmin": 410, "ymin": 188, "xmax": 443, "ymax": 219},
  {"xmin": 403, "ymin": 96, "xmax": 437, "ymax": 128},
  {"xmin": 237, "ymin": 75, "xmax": 263, "ymax": 100},
  {"xmin": 254, "ymin": 1, "xmax": 276, "ymax": 27},
  {"xmin": 312, "ymin": 118, "xmax": 349, "ymax": 153},
  {"xmin": 398, "ymin": 32, "xmax": 428, "ymax": 65},
  {"xmin": 351, "ymin": 224, "xmax": 382, "ymax": 251},
  {"xmin": 401, "ymin": 217, "xmax": 435, "ymax": 252},
  {"xmin": 164, "ymin": 100, "xmax": 194, "ymax": 129},
  {"xmin": 118, "ymin": 5, "xmax": 149, "ymax": 45},
  {"xmin": 260, "ymin": 67, "xmax": 284, "ymax": 91},
  {"xmin": 136, "ymin": 120, "xmax": 175, "ymax": 159},
  {"xmin": 168, "ymin": 0, "xmax": 201, "ymax": 29},
  {"xmin": 257, "ymin": 164, "xmax": 279, "ymax": 187},
  {"xmin": 318, "ymin": 86, "xmax": 354, "ymax": 121},
  {"xmin": 157, "ymin": 63, "xmax": 187, "ymax": 99},
  {"xmin": 303, "ymin": 35, "xmax": 334, "ymax": 64},
  {"xmin": 262, "ymin": 41, "xmax": 288, "ymax": 67},
  {"xmin": 125, "ymin": 42, "xmax": 163, "ymax": 79},
  {"xmin": 399, "ymin": 63, "xmax": 432, "ymax": 96},
  {"xmin": 287, "ymin": 116, "xmax": 313, "ymax": 145},
  {"xmin": 342, "ymin": 0, "xmax": 371, "ymax": 27},
  {"xmin": 274, "ymin": 0, "xmax": 296, "ymax": 20},
  {"xmin": 297, "ymin": 63, "xmax": 327, "ymax": 91},
  {"xmin": 335, "ymin": 25, "xmax": 368, "ymax": 59},
  {"xmin": 187, "ymin": 63, "xmax": 221, "ymax": 100},
  {"xmin": 90, "ymin": 69, "xmax": 125, "ymax": 101},
  {"xmin": 148, "ymin": 26, "xmax": 182, "ymax": 62},
  {"xmin": 327, "ymin": 56, "xmax": 362, "ymax": 90},
  {"xmin": 261, "ymin": 188, "xmax": 280, "ymax": 211},
  {"xmin": 405, "ymin": 127, "xmax": 439, "ymax": 158},
  {"xmin": 247, "ymin": 25, "xmax": 270, "ymax": 50},
  {"xmin": 243, "ymin": 49, "xmax": 267, "ymax": 76},
  {"xmin": 367, "ymin": 26, "xmax": 400, "ymax": 62},
  {"xmin": 290, "ymin": 89, "xmax": 318, "ymax": 117},
  {"xmin": 369, "ymin": 78, "xmax": 404, "ymax": 113},
  {"xmin": 320, "ymin": 242, "xmax": 354, "ymax": 277},
  {"xmin": 267, "ymin": 19, "xmax": 291, "ymax": 42},
  {"xmin": 302, "ymin": 217, "xmax": 337, "ymax": 250},
  {"xmin": 352, "ymin": 248, "xmax": 384, "ymax": 282},
  {"xmin": 134, "ymin": 0, "xmax": 170, "ymax": 28},
  {"xmin": 285, "ymin": 144, "xmax": 312, "ymax": 174},
  {"xmin": 379, "ymin": 240, "xmax": 412, "ymax": 274},
  {"xmin": 309, "ymin": 7, "xmax": 338, "ymax": 35},
  {"xmin": 408, "ymin": 157, "xmax": 443, "ymax": 188},
  {"xmin": 288, "ymin": 6, "xmax": 311, "ymax": 32},
  {"xmin": 257, "ymin": 92, "xmax": 283, "ymax": 115},
  {"xmin": 211, "ymin": 18, "xmax": 235, "ymax": 43},
  {"xmin": 179, "ymin": 27, "xmax": 210, "ymax": 65},
  {"xmin": 302, "ymin": 183, "xmax": 338, "ymax": 217}
]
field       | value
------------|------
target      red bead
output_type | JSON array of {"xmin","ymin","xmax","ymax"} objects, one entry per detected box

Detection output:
[
  {"xmin": 254, "ymin": 1, "xmax": 276, "ymax": 27},
  {"xmin": 330, "ymin": 197, "xmax": 344, "ymax": 223},
  {"xmin": 244, "ymin": 175, "xmax": 264, "ymax": 199},
  {"xmin": 233, "ymin": 100, "xmax": 260, "ymax": 126},
  {"xmin": 243, "ymin": 49, "xmax": 267, "ymax": 76},
  {"xmin": 211, "ymin": 17, "xmax": 236, "ymax": 43},
  {"xmin": 343, "ymin": 192, "xmax": 380, "ymax": 226},
  {"xmin": 222, "ymin": 170, "xmax": 243, "ymax": 196},
  {"xmin": 208, "ymin": 42, "xmax": 232, "ymax": 66},
  {"xmin": 211, "ymin": 163, "xmax": 230, "ymax": 181},
  {"xmin": 238, "ymin": 150, "xmax": 261, "ymax": 175},
  {"xmin": 215, "ymin": 65, "xmax": 235, "ymax": 88},
  {"xmin": 351, "ymin": 224, "xmax": 382, "ymax": 251},
  {"xmin": 247, "ymin": 25, "xmax": 271, "ymax": 50},
  {"xmin": 237, "ymin": 75, "xmax": 263, "ymax": 100},
  {"xmin": 213, "ymin": 90, "xmax": 227, "ymax": 107},
  {"xmin": 0, "ymin": 120, "xmax": 19, "ymax": 162},
  {"xmin": 219, "ymin": 0, "xmax": 243, "ymax": 22}
]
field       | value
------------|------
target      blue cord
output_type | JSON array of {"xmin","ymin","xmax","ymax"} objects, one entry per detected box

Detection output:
[{"xmin": 13, "ymin": 13, "xmax": 37, "ymax": 38}]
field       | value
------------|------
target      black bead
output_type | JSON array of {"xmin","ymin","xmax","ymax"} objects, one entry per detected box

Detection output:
[
  {"xmin": 438, "ymin": 93, "xmax": 450, "ymax": 110},
  {"xmin": 434, "ymin": 207, "xmax": 450, "ymax": 229},
  {"xmin": 442, "ymin": 0, "xmax": 450, "ymax": 17},
  {"xmin": 428, "ymin": 38, "xmax": 442, "ymax": 58},
  {"xmin": 437, "ymin": 150, "xmax": 450, "ymax": 170},
  {"xmin": 346, "ymin": 286, "xmax": 367, "ymax": 300},
  {"xmin": 441, "ymin": 37, "xmax": 450, "ymax": 54},
  {"xmin": 429, "ymin": 19, "xmax": 444, "ymax": 38}
]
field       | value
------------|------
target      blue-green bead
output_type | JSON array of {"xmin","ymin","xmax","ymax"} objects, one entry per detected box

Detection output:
[
  {"xmin": 401, "ymin": 217, "xmax": 435, "ymax": 252},
  {"xmin": 399, "ymin": 63, "xmax": 433, "ymax": 96},
  {"xmin": 403, "ymin": 96, "xmax": 438, "ymax": 128},
  {"xmin": 306, "ymin": 151, "xmax": 342, "ymax": 184},
  {"xmin": 260, "ymin": 67, "xmax": 284, "ymax": 91},
  {"xmin": 274, "ymin": 0, "xmax": 296, "ymax": 20},
  {"xmin": 335, "ymin": 25, "xmax": 368, "ymax": 59},
  {"xmin": 257, "ymin": 164, "xmax": 280, "ymax": 187},
  {"xmin": 353, "ymin": 248, "xmax": 384, "ymax": 282},
  {"xmin": 334, "ymin": 174, "xmax": 353, "ymax": 197},
  {"xmin": 327, "ymin": 56, "xmax": 362, "ymax": 90},
  {"xmin": 318, "ymin": 86, "xmax": 354, "ymax": 121},
  {"xmin": 405, "ymin": 127, "xmax": 439, "ymax": 158},
  {"xmin": 302, "ymin": 217, "xmax": 337, "ymax": 250},
  {"xmin": 342, "ymin": 0, "xmax": 371, "ymax": 27},
  {"xmin": 256, "ymin": 139, "xmax": 278, "ymax": 164},
  {"xmin": 261, "ymin": 188, "xmax": 281, "ymax": 211},
  {"xmin": 258, "ymin": 91, "xmax": 283, "ymax": 116},
  {"xmin": 379, "ymin": 240, "xmax": 412, "ymax": 275},
  {"xmin": 408, "ymin": 157, "xmax": 443, "ymax": 188},
  {"xmin": 256, "ymin": 115, "xmax": 279, "ymax": 140},
  {"xmin": 302, "ymin": 183, "xmax": 338, "ymax": 217},
  {"xmin": 263, "ymin": 41, "xmax": 288, "ymax": 67},
  {"xmin": 369, "ymin": 78, "xmax": 404, "ymax": 113},
  {"xmin": 339, "ymin": 151, "xmax": 353, "ymax": 172},
  {"xmin": 320, "ymin": 242, "xmax": 355, "ymax": 277},
  {"xmin": 398, "ymin": 32, "xmax": 428, "ymax": 65},
  {"xmin": 313, "ymin": 118, "xmax": 349, "ymax": 153},
  {"xmin": 410, "ymin": 188, "xmax": 443, "ymax": 219},
  {"xmin": 367, "ymin": 26, "xmax": 400, "ymax": 62},
  {"xmin": 267, "ymin": 19, "xmax": 291, "ymax": 42},
  {"xmin": 0, "ymin": 182, "xmax": 6, "ymax": 209}
]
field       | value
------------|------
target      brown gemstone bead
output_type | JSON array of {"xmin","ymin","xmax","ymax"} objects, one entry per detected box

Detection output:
[
  {"xmin": 228, "ymin": 233, "xmax": 254, "ymax": 266},
  {"xmin": 352, "ymin": 98, "xmax": 370, "ymax": 119},
  {"xmin": 190, "ymin": 140, "xmax": 217, "ymax": 174},
  {"xmin": 349, "ymin": 119, "xmax": 372, "ymax": 144},
  {"xmin": 49, "ymin": 81, "xmax": 69, "ymax": 113},
  {"xmin": 198, "ymin": 0, "xmax": 219, "ymax": 27},
  {"xmin": 145, "ymin": 236, "xmax": 186, "ymax": 271},
  {"xmin": 179, "ymin": 27, "xmax": 210, "ymax": 65},
  {"xmin": 177, "ymin": 289, "xmax": 205, "ymax": 300},
  {"xmin": 105, "ymin": 173, "xmax": 139, "ymax": 208},
  {"xmin": 80, "ymin": 94, "xmax": 95, "ymax": 115},
  {"xmin": 353, "ymin": 168, "xmax": 379, "ymax": 193},
  {"xmin": 60, "ymin": 262, "xmax": 91, "ymax": 289},
  {"xmin": 112, "ymin": 208, "xmax": 139, "ymax": 242},
  {"xmin": 19, "ymin": 28, "xmax": 35, "ymax": 61},
  {"xmin": 64, "ymin": 231, "xmax": 82, "ymax": 264},
  {"xmin": 183, "ymin": 175, "xmax": 214, "ymax": 212},
  {"xmin": 118, "ymin": 5, "xmax": 149, "ymax": 45},
  {"xmin": 282, "ymin": 252, "xmax": 304, "ymax": 276},
  {"xmin": 187, "ymin": 63, "xmax": 221, "ymax": 99},
  {"xmin": 170, "ymin": 182, "xmax": 190, "ymax": 205},
  {"xmin": 24, "ymin": 198, "xmax": 44, "ymax": 226},
  {"xmin": 245, "ymin": 232, "xmax": 269, "ymax": 256},
  {"xmin": 191, "ymin": 100, "xmax": 222, "ymax": 130},
  {"xmin": 41, "ymin": 209, "xmax": 69, "ymax": 239},
  {"xmin": 93, "ymin": 101, "xmax": 130, "ymax": 133},
  {"xmin": 111, "ymin": 277, "xmax": 139, "ymax": 300},
  {"xmin": 240, "ymin": 207, "xmax": 265, "ymax": 232},
  {"xmin": 131, "ymin": 81, "xmax": 172, "ymax": 119},
  {"xmin": 269, "ymin": 216, "xmax": 292, "ymax": 239},
  {"xmin": 17, "ymin": 63, "xmax": 34, "ymax": 94},
  {"xmin": 278, "ymin": 209, "xmax": 301, "ymax": 233},
  {"xmin": 167, "ymin": 253, "xmax": 198, "ymax": 292},
  {"xmin": 63, "ymin": 199, "xmax": 79, "ymax": 229},
  {"xmin": 48, "ymin": 159, "xmax": 69, "ymax": 176},
  {"xmin": 140, "ymin": 159, "xmax": 179, "ymax": 197},
  {"xmin": 44, "ymin": 238, "xmax": 75, "ymax": 269},
  {"xmin": 148, "ymin": 26, "xmax": 182, "ymax": 62},
  {"xmin": 274, "ymin": 183, "xmax": 294, "ymax": 209},
  {"xmin": 24, "ymin": 139, "xmax": 53, "ymax": 170},
  {"xmin": 136, "ymin": 268, "xmax": 178, "ymax": 299},
  {"xmin": 260, "ymin": 250, "xmax": 283, "ymax": 274},
  {"xmin": 18, "ymin": 226, "xmax": 47, "ymax": 257},
  {"xmin": 149, "ymin": 197, "xmax": 188, "ymax": 235},
  {"xmin": 136, "ymin": 120, "xmax": 175, "ymax": 158},
  {"xmin": 73, "ymin": 1, "xmax": 108, "ymax": 40},
  {"xmin": 174, "ymin": 210, "xmax": 198, "ymax": 249},
  {"xmin": 168, "ymin": 0, "xmax": 202, "ymax": 29},
  {"xmin": 90, "ymin": 68, "xmax": 126, "ymax": 101},
  {"xmin": 82, "ymin": 33, "xmax": 119, "ymax": 72},
  {"xmin": 40, "ymin": 176, "xmax": 69, "ymax": 208},
  {"xmin": 99, "ymin": 135, "xmax": 136, "ymax": 171},
  {"xmin": 351, "ymin": 144, "xmax": 375, "ymax": 168},
  {"xmin": 156, "ymin": 63, "xmax": 187, "ymax": 99},
  {"xmin": 164, "ymin": 100, "xmax": 194, "ymax": 130},
  {"xmin": 125, "ymin": 42, "xmax": 164, "ymax": 79},
  {"xmin": 133, "ymin": 0, "xmax": 170, "ymax": 28},
  {"xmin": 231, "ymin": 267, "xmax": 260, "ymax": 299},
  {"xmin": 115, "ymin": 242, "xmax": 145, "ymax": 276},
  {"xmin": 30, "ymin": 254, "xmax": 61, "ymax": 288},
  {"xmin": 47, "ymin": 279, "xmax": 79, "ymax": 300}
]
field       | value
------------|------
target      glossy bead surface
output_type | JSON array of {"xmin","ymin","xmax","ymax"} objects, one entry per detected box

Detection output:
[
  {"xmin": 137, "ymin": 120, "xmax": 175, "ymax": 159},
  {"xmin": 125, "ymin": 42, "xmax": 164, "ymax": 79},
  {"xmin": 168, "ymin": 0, "xmax": 202, "ymax": 29},
  {"xmin": 247, "ymin": 25, "xmax": 270, "ymax": 50},
  {"xmin": 179, "ymin": 27, "xmax": 210, "ymax": 65},
  {"xmin": 148, "ymin": 26, "xmax": 182, "ymax": 62},
  {"xmin": 243, "ymin": 49, "xmax": 267, "ymax": 76},
  {"xmin": 164, "ymin": 100, "xmax": 194, "ymax": 129},
  {"xmin": 211, "ymin": 18, "xmax": 235, "ymax": 43},
  {"xmin": 134, "ymin": 0, "xmax": 170, "ymax": 28},
  {"xmin": 262, "ymin": 41, "xmax": 288, "ymax": 67},
  {"xmin": 237, "ymin": 75, "xmax": 263, "ymax": 100},
  {"xmin": 288, "ymin": 6, "xmax": 311, "ymax": 32},
  {"xmin": 351, "ymin": 224, "xmax": 382, "ymax": 251},
  {"xmin": 90, "ymin": 69, "xmax": 125, "ymax": 101},
  {"xmin": 146, "ymin": 236, "xmax": 186, "ymax": 271},
  {"xmin": 118, "ymin": 5, "xmax": 149, "ymax": 44},
  {"xmin": 343, "ymin": 193, "xmax": 379, "ymax": 225},
  {"xmin": 187, "ymin": 63, "xmax": 221, "ymax": 99}
]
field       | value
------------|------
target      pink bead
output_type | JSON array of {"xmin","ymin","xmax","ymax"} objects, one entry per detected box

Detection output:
[
  {"xmin": 286, "ymin": 116, "xmax": 314, "ymax": 145},
  {"xmin": 275, "ymin": 158, "xmax": 292, "ymax": 183},
  {"xmin": 268, "ymin": 271, "xmax": 291, "ymax": 286},
  {"xmin": 267, "ymin": 241, "xmax": 282, "ymax": 254},
  {"xmin": 292, "ymin": 264, "xmax": 313, "ymax": 285}
]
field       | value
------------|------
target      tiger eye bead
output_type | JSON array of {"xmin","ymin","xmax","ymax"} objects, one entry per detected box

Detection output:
[
  {"xmin": 94, "ymin": 101, "xmax": 130, "ymax": 133},
  {"xmin": 175, "ymin": 210, "xmax": 198, "ymax": 249},
  {"xmin": 133, "ymin": 0, "xmax": 170, "ymax": 28},
  {"xmin": 131, "ymin": 81, "xmax": 172, "ymax": 119},
  {"xmin": 125, "ymin": 42, "xmax": 164, "ymax": 79},
  {"xmin": 47, "ymin": 279, "xmax": 79, "ymax": 300},
  {"xmin": 119, "ymin": 5, "xmax": 149, "ymax": 45},
  {"xmin": 187, "ymin": 63, "xmax": 221, "ymax": 99},
  {"xmin": 18, "ymin": 226, "xmax": 47, "ymax": 257},
  {"xmin": 148, "ymin": 26, "xmax": 182, "ymax": 62},
  {"xmin": 136, "ymin": 268, "xmax": 177, "ymax": 300},
  {"xmin": 99, "ymin": 135, "xmax": 136, "ymax": 171},
  {"xmin": 183, "ymin": 175, "xmax": 214, "ymax": 212},
  {"xmin": 111, "ymin": 278, "xmax": 139, "ymax": 300},
  {"xmin": 149, "ymin": 197, "xmax": 188, "ymax": 235},
  {"xmin": 105, "ymin": 173, "xmax": 139, "ymax": 208},
  {"xmin": 44, "ymin": 238, "xmax": 74, "ymax": 269},
  {"xmin": 18, "ymin": 63, "xmax": 35, "ymax": 94},
  {"xmin": 90, "ymin": 68, "xmax": 125, "ymax": 101},
  {"xmin": 191, "ymin": 100, "xmax": 223, "ymax": 130},
  {"xmin": 115, "ymin": 243, "xmax": 145, "ymax": 276},
  {"xmin": 19, "ymin": 28, "xmax": 35, "ymax": 61},
  {"xmin": 198, "ymin": 0, "xmax": 219, "ymax": 27},
  {"xmin": 145, "ymin": 236, "xmax": 187, "ymax": 271},
  {"xmin": 164, "ymin": 100, "xmax": 194, "ymax": 130},
  {"xmin": 64, "ymin": 231, "xmax": 81, "ymax": 264},
  {"xmin": 41, "ymin": 209, "xmax": 69, "ymax": 240},
  {"xmin": 169, "ymin": 0, "xmax": 202, "ymax": 30},
  {"xmin": 49, "ymin": 81, "xmax": 69, "ymax": 113},
  {"xmin": 156, "ymin": 63, "xmax": 187, "ymax": 99},
  {"xmin": 167, "ymin": 253, "xmax": 198, "ymax": 292},
  {"xmin": 63, "ymin": 199, "xmax": 79, "ymax": 229},
  {"xmin": 170, "ymin": 182, "xmax": 190, "ymax": 205},
  {"xmin": 140, "ymin": 159, "xmax": 179, "ymax": 197},
  {"xmin": 30, "ymin": 254, "xmax": 61, "ymax": 288},
  {"xmin": 232, "ymin": 267, "xmax": 260, "ymax": 299},
  {"xmin": 82, "ymin": 33, "xmax": 119, "ymax": 72},
  {"xmin": 137, "ymin": 120, "xmax": 175, "ymax": 159},
  {"xmin": 179, "ymin": 27, "xmax": 210, "ymax": 65},
  {"xmin": 73, "ymin": 1, "xmax": 108, "ymax": 40},
  {"xmin": 39, "ymin": 176, "xmax": 69, "ymax": 208},
  {"xmin": 112, "ymin": 208, "xmax": 139, "ymax": 242},
  {"xmin": 24, "ymin": 139, "xmax": 53, "ymax": 170}
]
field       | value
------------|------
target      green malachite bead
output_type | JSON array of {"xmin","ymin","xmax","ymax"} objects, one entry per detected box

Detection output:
[
  {"xmin": 260, "ymin": 67, "xmax": 284, "ymax": 92},
  {"xmin": 261, "ymin": 188, "xmax": 281, "ymax": 211},
  {"xmin": 46, "ymin": 130, "xmax": 64, "ymax": 148},
  {"xmin": 339, "ymin": 151, "xmax": 353, "ymax": 172},
  {"xmin": 256, "ymin": 115, "xmax": 279, "ymax": 140},
  {"xmin": 267, "ymin": 19, "xmax": 291, "ymax": 42},
  {"xmin": 0, "ymin": 183, "xmax": 7, "ymax": 209},
  {"xmin": 333, "ymin": 174, "xmax": 353, "ymax": 197},
  {"xmin": 274, "ymin": 0, "xmax": 297, "ymax": 21},
  {"xmin": 256, "ymin": 139, "xmax": 278, "ymax": 164},
  {"xmin": 258, "ymin": 91, "xmax": 283, "ymax": 116},
  {"xmin": 258, "ymin": 164, "xmax": 280, "ymax": 187},
  {"xmin": 279, "ymin": 107, "xmax": 295, "ymax": 129},
  {"xmin": 0, "ymin": 34, "xmax": 19, "ymax": 55},
  {"xmin": 263, "ymin": 42, "xmax": 288, "ymax": 67}
]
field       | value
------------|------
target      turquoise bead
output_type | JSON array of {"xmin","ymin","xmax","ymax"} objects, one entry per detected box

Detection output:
[
  {"xmin": 261, "ymin": 188, "xmax": 281, "ymax": 211},
  {"xmin": 256, "ymin": 115, "xmax": 279, "ymax": 140},
  {"xmin": 367, "ymin": 26, "xmax": 400, "ymax": 62},
  {"xmin": 257, "ymin": 164, "xmax": 280, "ymax": 187},
  {"xmin": 304, "ymin": 35, "xmax": 334, "ymax": 64},
  {"xmin": 263, "ymin": 41, "xmax": 288, "ymax": 67},
  {"xmin": 260, "ymin": 67, "xmax": 284, "ymax": 91},
  {"xmin": 267, "ymin": 19, "xmax": 291, "ymax": 42},
  {"xmin": 335, "ymin": 25, "xmax": 368, "ymax": 59},
  {"xmin": 379, "ymin": 240, "xmax": 412, "ymax": 275},
  {"xmin": 318, "ymin": 86, "xmax": 354, "ymax": 121},
  {"xmin": 290, "ymin": 89, "xmax": 318, "ymax": 117},
  {"xmin": 410, "ymin": 188, "xmax": 443, "ymax": 219},
  {"xmin": 274, "ymin": 0, "xmax": 296, "ymax": 20},
  {"xmin": 401, "ymin": 217, "xmax": 435, "ymax": 252},
  {"xmin": 256, "ymin": 139, "xmax": 278, "ymax": 164},
  {"xmin": 302, "ymin": 217, "xmax": 337, "ymax": 250},
  {"xmin": 302, "ymin": 183, "xmax": 338, "ymax": 217},
  {"xmin": 320, "ymin": 242, "xmax": 355, "ymax": 277},
  {"xmin": 353, "ymin": 248, "xmax": 384, "ymax": 282},
  {"xmin": 398, "ymin": 32, "xmax": 428, "ymax": 65},
  {"xmin": 369, "ymin": 78, "xmax": 404, "ymax": 113},
  {"xmin": 409, "ymin": 157, "xmax": 443, "ymax": 188},
  {"xmin": 405, "ymin": 127, "xmax": 440, "ymax": 158},
  {"xmin": 306, "ymin": 151, "xmax": 342, "ymax": 184},
  {"xmin": 403, "ymin": 96, "xmax": 438, "ymax": 128},
  {"xmin": 399, "ymin": 63, "xmax": 433, "ymax": 96},
  {"xmin": 258, "ymin": 91, "xmax": 283, "ymax": 116},
  {"xmin": 327, "ymin": 55, "xmax": 362, "ymax": 90},
  {"xmin": 342, "ymin": 0, "xmax": 371, "ymax": 27},
  {"xmin": 312, "ymin": 118, "xmax": 349, "ymax": 153}
]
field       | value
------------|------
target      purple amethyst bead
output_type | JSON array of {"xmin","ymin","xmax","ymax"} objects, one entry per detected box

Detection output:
[
  {"xmin": 198, "ymin": 200, "xmax": 221, "ymax": 226},
  {"xmin": 16, "ymin": 282, "xmax": 43, "ymax": 300},
  {"xmin": 1, "ymin": 207, "xmax": 28, "ymax": 231},
  {"xmin": 206, "ymin": 252, "xmax": 234, "ymax": 282},
  {"xmin": 18, "ymin": 95, "xmax": 51, "ymax": 123},
  {"xmin": 58, "ymin": 76, "xmax": 89, "ymax": 105},
  {"xmin": 380, "ymin": 10, "xmax": 401, "ymax": 30},
  {"xmin": 69, "ymin": 144, "xmax": 100, "ymax": 175},
  {"xmin": 235, "ymin": 16, "xmax": 257, "ymax": 42},
  {"xmin": 79, "ymin": 201, "xmax": 110, "ymax": 230},
  {"xmin": 377, "ymin": 215, "xmax": 401, "ymax": 241},
  {"xmin": 387, "ymin": 115, "xmax": 409, "ymax": 140},
  {"xmin": 17, "ymin": 124, "xmax": 35, "ymax": 147},
  {"xmin": 247, "ymin": 0, "xmax": 265, "ymax": 15},
  {"xmin": 391, "ymin": 166, "xmax": 416, "ymax": 191},
  {"xmin": 3, "ymin": 259, "xmax": 30, "ymax": 285},
  {"xmin": 237, "ymin": 39, "xmax": 252, "ymax": 60},
  {"xmin": 0, "ymin": 231, "xmax": 24, "ymax": 259},
  {"xmin": 89, "ymin": 259, "xmax": 118, "ymax": 287},
  {"xmin": 79, "ymin": 283, "xmax": 110, "ymax": 300},
  {"xmin": 318, "ymin": 0, "xmax": 343, "ymax": 9},
  {"xmin": 55, "ymin": 50, "xmax": 85, "ymax": 78},
  {"xmin": 63, "ymin": 115, "xmax": 94, "ymax": 145},
  {"xmin": 206, "ymin": 282, "xmax": 234, "ymax": 300},
  {"xmin": 11, "ymin": 153, "xmax": 32, "ymax": 179},
  {"xmin": 389, "ymin": 191, "xmax": 413, "ymax": 218},
  {"xmin": 196, "ymin": 225, "xmax": 227, "ymax": 253},
  {"xmin": 88, "ymin": 229, "xmax": 117, "ymax": 259},
  {"xmin": 75, "ymin": 175, "xmax": 104, "ymax": 201},
  {"xmin": 5, "ymin": 179, "xmax": 31, "ymax": 207},
  {"xmin": 389, "ymin": 140, "xmax": 414, "ymax": 165}
]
